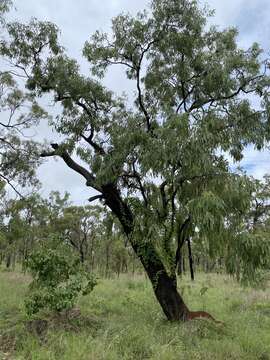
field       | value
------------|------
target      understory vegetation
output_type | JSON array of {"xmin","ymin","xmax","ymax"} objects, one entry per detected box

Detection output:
[{"xmin": 0, "ymin": 269, "xmax": 270, "ymax": 360}]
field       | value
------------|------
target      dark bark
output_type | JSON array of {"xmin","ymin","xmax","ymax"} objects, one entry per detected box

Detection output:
[
  {"xmin": 102, "ymin": 183, "xmax": 189, "ymax": 321},
  {"xmin": 42, "ymin": 147, "xmax": 190, "ymax": 321},
  {"xmin": 79, "ymin": 246, "xmax": 85, "ymax": 263},
  {"xmin": 132, "ymin": 253, "xmax": 136, "ymax": 276},
  {"xmin": 6, "ymin": 253, "xmax": 11, "ymax": 269},
  {"xmin": 187, "ymin": 238, "xmax": 194, "ymax": 281},
  {"xmin": 205, "ymin": 258, "xmax": 209, "ymax": 272},
  {"xmin": 12, "ymin": 253, "xmax": 16, "ymax": 270},
  {"xmin": 175, "ymin": 217, "xmax": 190, "ymax": 269},
  {"xmin": 147, "ymin": 257, "xmax": 189, "ymax": 321},
  {"xmin": 105, "ymin": 243, "xmax": 110, "ymax": 278},
  {"xmin": 177, "ymin": 250, "xmax": 182, "ymax": 276}
]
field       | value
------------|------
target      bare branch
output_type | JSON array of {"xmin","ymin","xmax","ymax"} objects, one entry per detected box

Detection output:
[
  {"xmin": 0, "ymin": 137, "xmax": 17, "ymax": 151},
  {"xmin": 189, "ymin": 74, "xmax": 264, "ymax": 112},
  {"xmin": 135, "ymin": 40, "xmax": 157, "ymax": 132},
  {"xmin": 132, "ymin": 161, "xmax": 148, "ymax": 207},
  {"xmin": 175, "ymin": 216, "xmax": 191, "ymax": 269},
  {"xmin": 41, "ymin": 143, "xmax": 99, "ymax": 191},
  {"xmin": 0, "ymin": 173, "xmax": 25, "ymax": 198},
  {"xmin": 88, "ymin": 194, "xmax": 104, "ymax": 203},
  {"xmin": 81, "ymin": 133, "xmax": 106, "ymax": 155}
]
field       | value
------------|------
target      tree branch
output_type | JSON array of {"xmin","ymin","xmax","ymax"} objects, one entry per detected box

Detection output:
[
  {"xmin": 135, "ymin": 40, "xmax": 157, "ymax": 132},
  {"xmin": 88, "ymin": 194, "xmax": 104, "ymax": 203},
  {"xmin": 175, "ymin": 216, "xmax": 191, "ymax": 269},
  {"xmin": 41, "ymin": 143, "xmax": 99, "ymax": 191},
  {"xmin": 189, "ymin": 75, "xmax": 263, "ymax": 112},
  {"xmin": 81, "ymin": 133, "xmax": 105, "ymax": 155},
  {"xmin": 0, "ymin": 173, "xmax": 24, "ymax": 198}
]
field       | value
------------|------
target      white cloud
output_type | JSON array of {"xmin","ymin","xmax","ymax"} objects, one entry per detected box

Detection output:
[{"xmin": 240, "ymin": 146, "xmax": 270, "ymax": 180}]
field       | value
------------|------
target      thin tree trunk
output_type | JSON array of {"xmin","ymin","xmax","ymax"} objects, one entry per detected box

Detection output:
[
  {"xmin": 205, "ymin": 258, "xmax": 209, "ymax": 272},
  {"xmin": 6, "ymin": 253, "xmax": 11, "ymax": 269},
  {"xmin": 105, "ymin": 245, "xmax": 109, "ymax": 277},
  {"xmin": 79, "ymin": 243, "xmax": 85, "ymax": 263},
  {"xmin": 90, "ymin": 237, "xmax": 95, "ymax": 269},
  {"xmin": 197, "ymin": 256, "xmax": 200, "ymax": 270},
  {"xmin": 12, "ymin": 253, "xmax": 16, "ymax": 270},
  {"xmin": 177, "ymin": 250, "xmax": 182, "ymax": 277},
  {"xmin": 187, "ymin": 238, "xmax": 194, "ymax": 281},
  {"xmin": 132, "ymin": 252, "xmax": 135, "ymax": 276},
  {"xmin": 182, "ymin": 255, "xmax": 186, "ymax": 274}
]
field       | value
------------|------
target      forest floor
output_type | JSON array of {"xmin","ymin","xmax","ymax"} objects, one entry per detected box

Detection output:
[{"xmin": 0, "ymin": 269, "xmax": 270, "ymax": 360}]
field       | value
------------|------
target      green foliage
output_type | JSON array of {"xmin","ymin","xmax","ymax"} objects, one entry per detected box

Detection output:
[
  {"xmin": 24, "ymin": 248, "xmax": 97, "ymax": 315},
  {"xmin": 0, "ymin": 3, "xmax": 49, "ymax": 193},
  {"xmin": 1, "ymin": 0, "xmax": 270, "ymax": 302},
  {"xmin": 0, "ymin": 0, "xmax": 12, "ymax": 24}
]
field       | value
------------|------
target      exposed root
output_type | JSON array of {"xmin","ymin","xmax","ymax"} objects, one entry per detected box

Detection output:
[{"xmin": 186, "ymin": 311, "xmax": 224, "ymax": 325}]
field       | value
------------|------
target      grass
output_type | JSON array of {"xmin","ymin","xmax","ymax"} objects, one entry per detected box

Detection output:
[{"xmin": 0, "ymin": 269, "xmax": 270, "ymax": 360}]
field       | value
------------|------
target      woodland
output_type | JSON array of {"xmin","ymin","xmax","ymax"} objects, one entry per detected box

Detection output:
[{"xmin": 0, "ymin": 1, "xmax": 270, "ymax": 357}]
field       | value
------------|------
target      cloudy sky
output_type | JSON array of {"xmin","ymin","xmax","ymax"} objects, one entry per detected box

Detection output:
[{"xmin": 8, "ymin": 0, "xmax": 270, "ymax": 204}]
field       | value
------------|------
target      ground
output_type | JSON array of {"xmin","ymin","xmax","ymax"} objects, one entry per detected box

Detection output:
[{"xmin": 0, "ymin": 269, "xmax": 270, "ymax": 360}]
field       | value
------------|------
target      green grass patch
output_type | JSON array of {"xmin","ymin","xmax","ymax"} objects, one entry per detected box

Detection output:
[{"xmin": 0, "ymin": 270, "xmax": 270, "ymax": 359}]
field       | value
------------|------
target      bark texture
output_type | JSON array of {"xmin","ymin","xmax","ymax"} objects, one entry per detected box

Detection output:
[{"xmin": 102, "ymin": 183, "xmax": 189, "ymax": 321}]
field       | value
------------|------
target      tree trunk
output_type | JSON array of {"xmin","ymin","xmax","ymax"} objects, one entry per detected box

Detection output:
[
  {"xmin": 177, "ymin": 250, "xmax": 182, "ymax": 276},
  {"xmin": 6, "ymin": 253, "xmax": 11, "ymax": 269},
  {"xmin": 196, "ymin": 256, "xmax": 200, "ymax": 270},
  {"xmin": 79, "ymin": 245, "xmax": 85, "ymax": 263},
  {"xmin": 102, "ymin": 184, "xmax": 189, "ymax": 321},
  {"xmin": 182, "ymin": 255, "xmax": 186, "ymax": 274},
  {"xmin": 132, "ymin": 252, "xmax": 135, "ymax": 276},
  {"xmin": 205, "ymin": 258, "xmax": 209, "ymax": 272},
  {"xmin": 105, "ymin": 243, "xmax": 110, "ymax": 278},
  {"xmin": 132, "ymin": 242, "xmax": 189, "ymax": 320},
  {"xmin": 146, "ymin": 259, "xmax": 189, "ymax": 320},
  {"xmin": 187, "ymin": 238, "xmax": 194, "ymax": 281},
  {"xmin": 90, "ymin": 237, "xmax": 95, "ymax": 269}
]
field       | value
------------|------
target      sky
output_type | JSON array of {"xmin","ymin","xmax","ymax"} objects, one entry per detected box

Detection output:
[{"xmin": 7, "ymin": 0, "xmax": 270, "ymax": 204}]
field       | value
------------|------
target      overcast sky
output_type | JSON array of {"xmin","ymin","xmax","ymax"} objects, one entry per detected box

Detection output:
[{"xmin": 8, "ymin": 0, "xmax": 270, "ymax": 204}]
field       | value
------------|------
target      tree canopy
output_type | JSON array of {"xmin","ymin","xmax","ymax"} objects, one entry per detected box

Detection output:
[
  {"xmin": 0, "ymin": 1, "xmax": 47, "ymax": 195},
  {"xmin": 1, "ymin": 0, "xmax": 270, "ymax": 321}
]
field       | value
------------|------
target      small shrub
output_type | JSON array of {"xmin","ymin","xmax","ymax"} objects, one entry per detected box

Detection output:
[{"xmin": 24, "ymin": 248, "xmax": 97, "ymax": 315}]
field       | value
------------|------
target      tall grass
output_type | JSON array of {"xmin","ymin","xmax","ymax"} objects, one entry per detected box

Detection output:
[{"xmin": 0, "ymin": 269, "xmax": 270, "ymax": 359}]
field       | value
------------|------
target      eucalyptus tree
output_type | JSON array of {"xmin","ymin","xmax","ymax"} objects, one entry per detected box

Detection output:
[
  {"xmin": 100, "ymin": 210, "xmax": 130, "ymax": 277},
  {"xmin": 232, "ymin": 175, "xmax": 270, "ymax": 283},
  {"xmin": 58, "ymin": 205, "xmax": 99, "ymax": 264},
  {"xmin": 0, "ymin": 193, "xmax": 46, "ymax": 267},
  {"xmin": 0, "ymin": 179, "xmax": 7, "ymax": 264},
  {"xmin": 0, "ymin": 0, "xmax": 47, "ymax": 195},
  {"xmin": 0, "ymin": 190, "xmax": 69, "ymax": 268},
  {"xmin": 2, "ymin": 0, "xmax": 270, "ymax": 321},
  {"xmin": 1, "ymin": 198, "xmax": 26, "ymax": 268},
  {"xmin": 249, "ymin": 175, "xmax": 270, "ymax": 228}
]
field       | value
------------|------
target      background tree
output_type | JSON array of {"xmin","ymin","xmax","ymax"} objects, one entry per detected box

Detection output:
[
  {"xmin": 0, "ymin": 0, "xmax": 47, "ymax": 195},
  {"xmin": 57, "ymin": 205, "xmax": 99, "ymax": 264}
]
